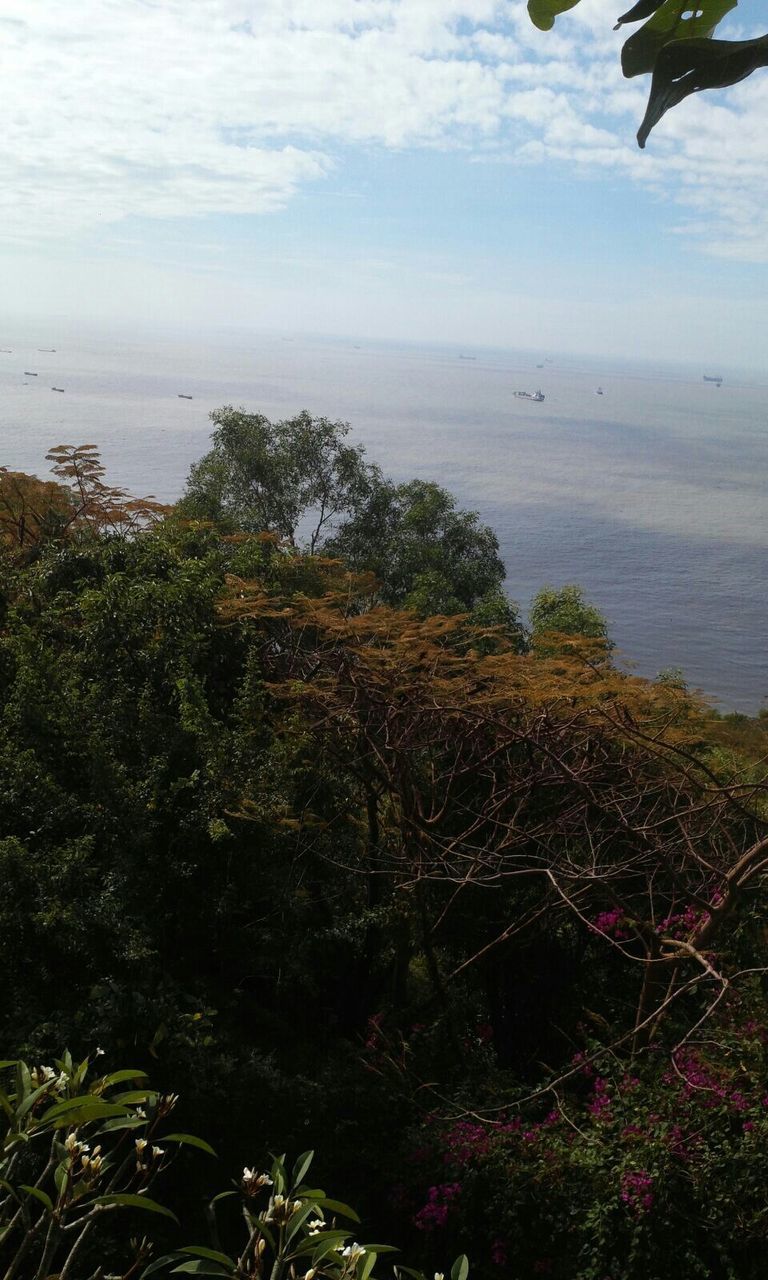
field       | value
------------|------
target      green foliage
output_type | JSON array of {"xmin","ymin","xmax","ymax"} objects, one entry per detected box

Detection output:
[
  {"xmin": 0, "ymin": 1056, "xmax": 467, "ymax": 1280},
  {"xmin": 0, "ymin": 1051, "xmax": 195, "ymax": 1279},
  {"xmin": 325, "ymin": 477, "xmax": 512, "ymax": 619},
  {"xmin": 3, "ymin": 445, "xmax": 768, "ymax": 1280},
  {"xmin": 408, "ymin": 1002, "xmax": 768, "ymax": 1278},
  {"xmin": 179, "ymin": 407, "xmax": 376, "ymax": 551},
  {"xmin": 527, "ymin": 0, "xmax": 766, "ymax": 147},
  {"xmin": 528, "ymin": 582, "xmax": 609, "ymax": 646}
]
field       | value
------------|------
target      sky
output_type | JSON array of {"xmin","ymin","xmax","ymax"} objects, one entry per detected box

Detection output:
[{"xmin": 2, "ymin": 0, "xmax": 768, "ymax": 365}]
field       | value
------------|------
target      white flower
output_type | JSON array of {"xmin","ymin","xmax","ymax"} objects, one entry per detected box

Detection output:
[
  {"xmin": 95, "ymin": 1046, "xmax": 105, "ymax": 1057},
  {"xmin": 151, "ymin": 1145, "xmax": 164, "ymax": 1160},
  {"xmin": 342, "ymin": 1243, "xmax": 365, "ymax": 1262},
  {"xmin": 135, "ymin": 1138, "xmax": 147, "ymax": 1154},
  {"xmin": 307, "ymin": 1218, "xmax": 325, "ymax": 1235}
]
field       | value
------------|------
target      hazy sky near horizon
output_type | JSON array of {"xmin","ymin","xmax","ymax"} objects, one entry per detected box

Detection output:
[{"xmin": 3, "ymin": 0, "xmax": 768, "ymax": 365}]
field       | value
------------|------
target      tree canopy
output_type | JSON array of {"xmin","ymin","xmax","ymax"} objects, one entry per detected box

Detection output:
[
  {"xmin": 2, "ymin": 444, "xmax": 768, "ymax": 1278},
  {"xmin": 528, "ymin": 0, "xmax": 768, "ymax": 146},
  {"xmin": 182, "ymin": 408, "xmax": 514, "ymax": 621}
]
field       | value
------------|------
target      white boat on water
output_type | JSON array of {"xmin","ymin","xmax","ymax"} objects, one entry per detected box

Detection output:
[{"xmin": 515, "ymin": 389, "xmax": 545, "ymax": 402}]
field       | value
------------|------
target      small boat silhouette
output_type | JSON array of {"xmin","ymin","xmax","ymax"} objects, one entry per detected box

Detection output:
[
  {"xmin": 51, "ymin": 386, "xmax": 65, "ymax": 392},
  {"xmin": 178, "ymin": 393, "xmax": 193, "ymax": 399},
  {"xmin": 24, "ymin": 371, "xmax": 38, "ymax": 376}
]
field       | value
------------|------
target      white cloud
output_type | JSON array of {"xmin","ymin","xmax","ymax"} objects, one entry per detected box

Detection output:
[{"xmin": 1, "ymin": 0, "xmax": 768, "ymax": 260}]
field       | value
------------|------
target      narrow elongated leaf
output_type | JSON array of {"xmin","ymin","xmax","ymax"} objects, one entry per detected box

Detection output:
[
  {"xmin": 140, "ymin": 1252, "xmax": 185, "ymax": 1277},
  {"xmin": 285, "ymin": 1201, "xmax": 316, "ymax": 1246},
  {"xmin": 178, "ymin": 1247, "xmax": 235, "ymax": 1268},
  {"xmin": 209, "ymin": 1190, "xmax": 237, "ymax": 1207},
  {"xmin": 17, "ymin": 1082, "xmax": 57, "ymax": 1120},
  {"xmin": 638, "ymin": 34, "xmax": 768, "ymax": 145},
  {"xmin": 163, "ymin": 1133, "xmax": 217, "ymax": 1157},
  {"xmin": 99, "ymin": 1068, "xmax": 149, "ymax": 1088},
  {"xmin": 314, "ymin": 1196, "xmax": 361, "ymax": 1222},
  {"xmin": 170, "ymin": 1265, "xmax": 229, "ymax": 1276},
  {"xmin": 527, "ymin": 0, "xmax": 581, "ymax": 31},
  {"xmin": 621, "ymin": 0, "xmax": 736, "ymax": 78},
  {"xmin": 291, "ymin": 1229, "xmax": 350, "ymax": 1257},
  {"xmin": 359, "ymin": 1251, "xmax": 378, "ymax": 1280},
  {"xmin": 97, "ymin": 1116, "xmax": 146, "ymax": 1134},
  {"xmin": 19, "ymin": 1185, "xmax": 53, "ymax": 1213},
  {"xmin": 111, "ymin": 1090, "xmax": 157, "ymax": 1106},
  {"xmin": 95, "ymin": 1192, "xmax": 179, "ymax": 1223},
  {"xmin": 291, "ymin": 1148, "xmax": 314, "ymax": 1187},
  {"xmin": 42, "ymin": 1102, "xmax": 127, "ymax": 1129},
  {"xmin": 40, "ymin": 1094, "xmax": 124, "ymax": 1121}
]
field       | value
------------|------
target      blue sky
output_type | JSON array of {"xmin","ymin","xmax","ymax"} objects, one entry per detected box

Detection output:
[{"xmin": 2, "ymin": 0, "xmax": 767, "ymax": 364}]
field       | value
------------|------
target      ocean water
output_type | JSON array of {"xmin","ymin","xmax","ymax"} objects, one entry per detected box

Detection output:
[{"xmin": 1, "ymin": 324, "xmax": 766, "ymax": 713}]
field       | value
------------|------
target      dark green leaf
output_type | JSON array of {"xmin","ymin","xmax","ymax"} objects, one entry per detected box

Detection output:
[
  {"xmin": 18, "ymin": 1185, "xmax": 53, "ymax": 1213},
  {"xmin": 527, "ymin": 0, "xmax": 582, "ymax": 32},
  {"xmin": 291, "ymin": 1148, "xmax": 314, "ymax": 1187},
  {"xmin": 99, "ymin": 1068, "xmax": 149, "ymax": 1088},
  {"xmin": 451, "ymin": 1256, "xmax": 470, "ymax": 1280},
  {"xmin": 178, "ymin": 1246, "xmax": 235, "ymax": 1269},
  {"xmin": 314, "ymin": 1197, "xmax": 361, "ymax": 1222},
  {"xmin": 621, "ymin": 0, "xmax": 736, "ymax": 78},
  {"xmin": 163, "ymin": 1132, "xmax": 217, "ymax": 1157},
  {"xmin": 94, "ymin": 1192, "xmax": 179, "ymax": 1223},
  {"xmin": 638, "ymin": 35, "xmax": 768, "ymax": 146}
]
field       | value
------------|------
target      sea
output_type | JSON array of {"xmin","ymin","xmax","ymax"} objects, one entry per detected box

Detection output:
[{"xmin": 1, "ymin": 322, "xmax": 766, "ymax": 715}]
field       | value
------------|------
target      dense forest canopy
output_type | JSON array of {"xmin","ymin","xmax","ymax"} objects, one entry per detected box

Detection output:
[{"xmin": 1, "ymin": 427, "xmax": 767, "ymax": 1279}]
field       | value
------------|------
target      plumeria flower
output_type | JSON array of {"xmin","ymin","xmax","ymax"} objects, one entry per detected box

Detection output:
[
  {"xmin": 151, "ymin": 1145, "xmax": 164, "ymax": 1160},
  {"xmin": 342, "ymin": 1243, "xmax": 366, "ymax": 1262},
  {"xmin": 307, "ymin": 1218, "xmax": 325, "ymax": 1235}
]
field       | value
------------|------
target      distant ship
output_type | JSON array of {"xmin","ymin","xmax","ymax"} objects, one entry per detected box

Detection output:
[
  {"xmin": 51, "ymin": 386, "xmax": 65, "ymax": 392},
  {"xmin": 703, "ymin": 375, "xmax": 723, "ymax": 384},
  {"xmin": 595, "ymin": 387, "xmax": 604, "ymax": 395},
  {"xmin": 459, "ymin": 354, "xmax": 477, "ymax": 360},
  {"xmin": 178, "ymin": 393, "xmax": 193, "ymax": 399},
  {"xmin": 515, "ymin": 389, "xmax": 545, "ymax": 402},
  {"xmin": 38, "ymin": 348, "xmax": 56, "ymax": 353},
  {"xmin": 24, "ymin": 371, "xmax": 37, "ymax": 376}
]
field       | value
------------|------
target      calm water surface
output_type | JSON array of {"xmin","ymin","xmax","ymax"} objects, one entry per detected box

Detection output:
[{"xmin": 1, "ymin": 325, "xmax": 766, "ymax": 713}]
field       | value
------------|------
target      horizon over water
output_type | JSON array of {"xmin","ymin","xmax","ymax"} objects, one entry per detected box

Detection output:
[{"xmin": 1, "ymin": 320, "xmax": 766, "ymax": 714}]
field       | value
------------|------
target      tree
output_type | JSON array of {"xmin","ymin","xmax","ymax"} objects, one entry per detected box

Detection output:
[
  {"xmin": 325, "ymin": 477, "xmax": 516, "ymax": 621},
  {"xmin": 179, "ymin": 407, "xmax": 377, "ymax": 552},
  {"xmin": 528, "ymin": 582, "xmax": 609, "ymax": 643},
  {"xmin": 528, "ymin": 0, "xmax": 768, "ymax": 147},
  {"xmin": 181, "ymin": 412, "xmax": 522, "ymax": 628}
]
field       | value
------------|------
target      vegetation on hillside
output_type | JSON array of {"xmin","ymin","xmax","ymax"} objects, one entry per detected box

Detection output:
[{"xmin": 1, "ymin": 427, "xmax": 766, "ymax": 1279}]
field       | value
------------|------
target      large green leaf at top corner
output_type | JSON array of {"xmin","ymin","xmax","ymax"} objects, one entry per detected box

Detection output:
[
  {"xmin": 527, "ymin": 0, "xmax": 583, "ymax": 33},
  {"xmin": 621, "ymin": 0, "xmax": 738, "ymax": 78}
]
